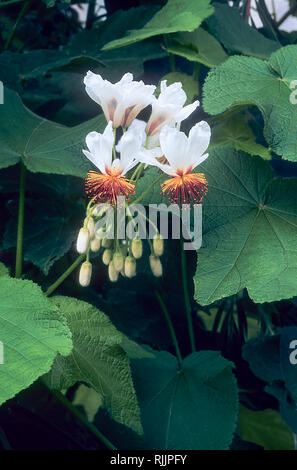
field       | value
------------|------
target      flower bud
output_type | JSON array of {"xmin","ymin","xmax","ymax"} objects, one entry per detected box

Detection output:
[
  {"xmin": 76, "ymin": 227, "xmax": 90, "ymax": 254},
  {"xmin": 102, "ymin": 249, "xmax": 112, "ymax": 265},
  {"xmin": 79, "ymin": 261, "xmax": 92, "ymax": 287},
  {"xmin": 102, "ymin": 237, "xmax": 112, "ymax": 248},
  {"xmin": 124, "ymin": 256, "xmax": 136, "ymax": 278},
  {"xmin": 153, "ymin": 234, "xmax": 164, "ymax": 257},
  {"xmin": 149, "ymin": 255, "xmax": 163, "ymax": 277},
  {"xmin": 113, "ymin": 252, "xmax": 124, "ymax": 272},
  {"xmin": 84, "ymin": 217, "xmax": 95, "ymax": 238},
  {"xmin": 91, "ymin": 205, "xmax": 100, "ymax": 217},
  {"xmin": 131, "ymin": 238, "xmax": 143, "ymax": 259},
  {"xmin": 90, "ymin": 236, "xmax": 101, "ymax": 252},
  {"xmin": 108, "ymin": 261, "xmax": 119, "ymax": 282}
]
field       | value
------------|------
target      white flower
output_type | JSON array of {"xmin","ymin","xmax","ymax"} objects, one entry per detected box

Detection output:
[
  {"xmin": 84, "ymin": 71, "xmax": 156, "ymax": 128},
  {"xmin": 139, "ymin": 122, "xmax": 211, "ymax": 205},
  {"xmin": 141, "ymin": 121, "xmax": 211, "ymax": 176},
  {"xmin": 83, "ymin": 121, "xmax": 142, "ymax": 176},
  {"xmin": 146, "ymin": 80, "xmax": 199, "ymax": 136},
  {"xmin": 83, "ymin": 121, "xmax": 157, "ymax": 204}
]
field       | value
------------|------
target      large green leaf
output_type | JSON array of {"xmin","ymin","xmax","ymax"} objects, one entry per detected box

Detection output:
[
  {"xmin": 167, "ymin": 28, "xmax": 228, "ymax": 68},
  {"xmin": 194, "ymin": 147, "xmax": 297, "ymax": 305},
  {"xmin": 131, "ymin": 349, "xmax": 238, "ymax": 449},
  {"xmin": 203, "ymin": 46, "xmax": 297, "ymax": 161},
  {"xmin": 206, "ymin": 3, "xmax": 279, "ymax": 59},
  {"xmin": 3, "ymin": 197, "xmax": 84, "ymax": 275},
  {"xmin": 0, "ymin": 278, "xmax": 72, "ymax": 406},
  {"xmin": 210, "ymin": 114, "xmax": 271, "ymax": 159},
  {"xmin": 0, "ymin": 88, "xmax": 105, "ymax": 176},
  {"xmin": 102, "ymin": 0, "xmax": 213, "ymax": 50},
  {"xmin": 46, "ymin": 296, "xmax": 142, "ymax": 434}
]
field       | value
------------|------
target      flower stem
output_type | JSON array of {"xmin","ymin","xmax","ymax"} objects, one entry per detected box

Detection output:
[
  {"xmin": 154, "ymin": 290, "xmax": 182, "ymax": 365},
  {"xmin": 180, "ymin": 232, "xmax": 196, "ymax": 352},
  {"xmin": 45, "ymin": 254, "xmax": 85, "ymax": 297},
  {"xmin": 50, "ymin": 389, "xmax": 117, "ymax": 450},
  {"xmin": 131, "ymin": 175, "xmax": 164, "ymax": 205},
  {"xmin": 15, "ymin": 163, "xmax": 26, "ymax": 279},
  {"xmin": 4, "ymin": 0, "xmax": 32, "ymax": 50},
  {"xmin": 164, "ymin": 34, "xmax": 176, "ymax": 72},
  {"xmin": 0, "ymin": 0, "xmax": 24, "ymax": 9}
]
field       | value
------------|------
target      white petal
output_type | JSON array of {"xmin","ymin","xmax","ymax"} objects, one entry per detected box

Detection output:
[
  {"xmin": 159, "ymin": 81, "xmax": 186, "ymax": 107},
  {"xmin": 174, "ymin": 100, "xmax": 199, "ymax": 123},
  {"xmin": 84, "ymin": 121, "xmax": 113, "ymax": 173},
  {"xmin": 117, "ymin": 127, "xmax": 143, "ymax": 170},
  {"xmin": 137, "ymin": 149, "xmax": 175, "ymax": 176},
  {"xmin": 159, "ymin": 126, "xmax": 188, "ymax": 171},
  {"xmin": 187, "ymin": 121, "xmax": 211, "ymax": 168}
]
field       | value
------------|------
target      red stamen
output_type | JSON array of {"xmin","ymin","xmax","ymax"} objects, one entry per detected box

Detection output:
[
  {"xmin": 85, "ymin": 170, "xmax": 135, "ymax": 205},
  {"xmin": 161, "ymin": 173, "xmax": 208, "ymax": 205}
]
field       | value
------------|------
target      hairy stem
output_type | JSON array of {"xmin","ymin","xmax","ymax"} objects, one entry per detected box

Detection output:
[
  {"xmin": 45, "ymin": 254, "xmax": 85, "ymax": 297},
  {"xmin": 154, "ymin": 290, "xmax": 182, "ymax": 365},
  {"xmin": 4, "ymin": 0, "xmax": 32, "ymax": 50},
  {"xmin": 15, "ymin": 163, "xmax": 26, "ymax": 279},
  {"xmin": 0, "ymin": 0, "xmax": 24, "ymax": 9},
  {"xmin": 180, "ymin": 233, "xmax": 196, "ymax": 352},
  {"xmin": 51, "ymin": 389, "xmax": 117, "ymax": 450}
]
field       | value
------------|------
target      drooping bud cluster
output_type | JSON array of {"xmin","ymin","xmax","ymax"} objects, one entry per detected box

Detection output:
[{"xmin": 76, "ymin": 201, "xmax": 165, "ymax": 286}]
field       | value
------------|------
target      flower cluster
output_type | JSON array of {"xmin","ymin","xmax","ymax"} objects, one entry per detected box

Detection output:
[{"xmin": 77, "ymin": 71, "xmax": 211, "ymax": 286}]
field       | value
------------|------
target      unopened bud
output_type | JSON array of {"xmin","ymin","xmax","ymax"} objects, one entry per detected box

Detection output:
[
  {"xmin": 79, "ymin": 261, "xmax": 92, "ymax": 287},
  {"xmin": 131, "ymin": 238, "xmax": 143, "ymax": 259},
  {"xmin": 108, "ymin": 261, "xmax": 119, "ymax": 282},
  {"xmin": 124, "ymin": 256, "xmax": 136, "ymax": 278},
  {"xmin": 153, "ymin": 234, "xmax": 164, "ymax": 256},
  {"xmin": 77, "ymin": 227, "xmax": 90, "ymax": 254},
  {"xmin": 113, "ymin": 252, "xmax": 124, "ymax": 272},
  {"xmin": 91, "ymin": 205, "xmax": 100, "ymax": 217},
  {"xmin": 102, "ymin": 249, "xmax": 112, "ymax": 265},
  {"xmin": 84, "ymin": 217, "xmax": 95, "ymax": 238},
  {"xmin": 102, "ymin": 237, "xmax": 112, "ymax": 248},
  {"xmin": 149, "ymin": 255, "xmax": 163, "ymax": 277},
  {"xmin": 90, "ymin": 236, "xmax": 101, "ymax": 252}
]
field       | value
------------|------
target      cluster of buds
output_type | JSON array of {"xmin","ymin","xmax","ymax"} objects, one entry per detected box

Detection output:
[{"xmin": 76, "ymin": 203, "xmax": 164, "ymax": 286}]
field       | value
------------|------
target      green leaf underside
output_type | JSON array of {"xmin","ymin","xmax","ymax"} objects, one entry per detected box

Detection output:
[
  {"xmin": 46, "ymin": 296, "xmax": 142, "ymax": 434},
  {"xmin": 194, "ymin": 147, "xmax": 297, "ymax": 305},
  {"xmin": 0, "ymin": 88, "xmax": 105, "ymax": 177},
  {"xmin": 210, "ymin": 114, "xmax": 271, "ymax": 159},
  {"xmin": 0, "ymin": 278, "xmax": 72, "ymax": 406},
  {"xmin": 132, "ymin": 349, "xmax": 238, "ymax": 449},
  {"xmin": 238, "ymin": 405, "xmax": 294, "ymax": 450},
  {"xmin": 206, "ymin": 3, "xmax": 279, "ymax": 59},
  {"xmin": 102, "ymin": 0, "xmax": 214, "ymax": 50},
  {"xmin": 167, "ymin": 28, "xmax": 228, "ymax": 67},
  {"xmin": 203, "ymin": 45, "xmax": 297, "ymax": 161}
]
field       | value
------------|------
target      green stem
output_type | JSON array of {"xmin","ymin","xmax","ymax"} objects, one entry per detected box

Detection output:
[
  {"xmin": 4, "ymin": 0, "xmax": 32, "ymax": 50},
  {"xmin": 164, "ymin": 34, "xmax": 176, "ymax": 72},
  {"xmin": 15, "ymin": 163, "xmax": 26, "ymax": 279},
  {"xmin": 0, "ymin": 0, "xmax": 24, "ymax": 9},
  {"xmin": 45, "ymin": 254, "xmax": 85, "ymax": 297},
  {"xmin": 180, "ymin": 231, "xmax": 196, "ymax": 352},
  {"xmin": 193, "ymin": 63, "xmax": 200, "ymax": 82},
  {"xmin": 85, "ymin": 0, "xmax": 96, "ymax": 29},
  {"xmin": 51, "ymin": 389, "xmax": 117, "ymax": 450},
  {"xmin": 131, "ymin": 175, "xmax": 164, "ymax": 206},
  {"xmin": 154, "ymin": 290, "xmax": 182, "ymax": 365}
]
